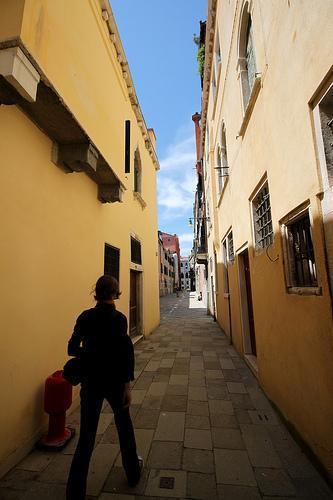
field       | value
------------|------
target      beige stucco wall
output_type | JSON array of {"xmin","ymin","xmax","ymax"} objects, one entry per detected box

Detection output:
[
  {"xmin": 204, "ymin": 0, "xmax": 333, "ymax": 475},
  {"xmin": 0, "ymin": 0, "xmax": 159, "ymax": 474}
]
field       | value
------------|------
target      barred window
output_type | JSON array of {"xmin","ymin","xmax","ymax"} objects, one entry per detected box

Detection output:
[
  {"xmin": 104, "ymin": 244, "xmax": 120, "ymax": 282},
  {"xmin": 253, "ymin": 183, "xmax": 273, "ymax": 249},
  {"xmin": 131, "ymin": 237, "xmax": 142, "ymax": 265},
  {"xmin": 285, "ymin": 212, "xmax": 317, "ymax": 287}
]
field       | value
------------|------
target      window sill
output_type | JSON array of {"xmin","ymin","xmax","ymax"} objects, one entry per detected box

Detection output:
[
  {"xmin": 287, "ymin": 286, "xmax": 322, "ymax": 296},
  {"xmin": 217, "ymin": 176, "xmax": 229, "ymax": 208},
  {"xmin": 133, "ymin": 191, "xmax": 146, "ymax": 209},
  {"xmin": 238, "ymin": 75, "xmax": 261, "ymax": 138}
]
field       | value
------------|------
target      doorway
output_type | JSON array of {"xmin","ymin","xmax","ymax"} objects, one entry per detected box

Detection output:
[
  {"xmin": 129, "ymin": 270, "xmax": 141, "ymax": 337},
  {"xmin": 238, "ymin": 249, "xmax": 257, "ymax": 356}
]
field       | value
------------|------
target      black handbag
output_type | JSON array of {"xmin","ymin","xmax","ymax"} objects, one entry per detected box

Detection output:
[{"xmin": 63, "ymin": 357, "xmax": 82, "ymax": 386}]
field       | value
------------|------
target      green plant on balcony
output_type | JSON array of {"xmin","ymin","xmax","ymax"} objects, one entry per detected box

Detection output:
[{"xmin": 193, "ymin": 34, "xmax": 205, "ymax": 79}]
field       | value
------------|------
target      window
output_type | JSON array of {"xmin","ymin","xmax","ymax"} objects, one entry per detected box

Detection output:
[
  {"xmin": 318, "ymin": 85, "xmax": 333, "ymax": 186},
  {"xmin": 131, "ymin": 237, "xmax": 142, "ymax": 264},
  {"xmin": 216, "ymin": 124, "xmax": 229, "ymax": 195},
  {"xmin": 227, "ymin": 231, "xmax": 234, "ymax": 262},
  {"xmin": 222, "ymin": 239, "xmax": 229, "ymax": 293},
  {"xmin": 164, "ymin": 266, "xmax": 168, "ymax": 275},
  {"xmin": 181, "ymin": 272, "xmax": 184, "ymax": 279},
  {"xmin": 238, "ymin": 2, "xmax": 257, "ymax": 111},
  {"xmin": 104, "ymin": 244, "xmax": 120, "ymax": 282},
  {"xmin": 211, "ymin": 67, "xmax": 217, "ymax": 103},
  {"xmin": 160, "ymin": 263, "xmax": 163, "ymax": 274},
  {"xmin": 214, "ymin": 29, "xmax": 221, "ymax": 76},
  {"xmin": 245, "ymin": 19, "xmax": 256, "ymax": 101},
  {"xmin": 134, "ymin": 149, "xmax": 142, "ymax": 193},
  {"xmin": 283, "ymin": 210, "xmax": 317, "ymax": 288},
  {"xmin": 252, "ymin": 183, "xmax": 273, "ymax": 249}
]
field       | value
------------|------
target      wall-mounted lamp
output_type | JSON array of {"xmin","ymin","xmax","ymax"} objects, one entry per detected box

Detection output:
[{"xmin": 188, "ymin": 216, "xmax": 210, "ymax": 227}]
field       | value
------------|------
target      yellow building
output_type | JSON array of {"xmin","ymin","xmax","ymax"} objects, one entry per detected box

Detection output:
[
  {"xmin": 0, "ymin": 0, "xmax": 160, "ymax": 476},
  {"xmin": 197, "ymin": 0, "xmax": 333, "ymax": 479}
]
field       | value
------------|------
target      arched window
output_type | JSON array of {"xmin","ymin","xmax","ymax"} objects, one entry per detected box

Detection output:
[
  {"xmin": 216, "ymin": 123, "xmax": 229, "ymax": 194},
  {"xmin": 238, "ymin": 2, "xmax": 257, "ymax": 111},
  {"xmin": 134, "ymin": 149, "xmax": 142, "ymax": 194}
]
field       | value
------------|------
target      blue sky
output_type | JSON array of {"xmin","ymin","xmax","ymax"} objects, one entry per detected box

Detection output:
[{"xmin": 111, "ymin": 1, "xmax": 207, "ymax": 256}]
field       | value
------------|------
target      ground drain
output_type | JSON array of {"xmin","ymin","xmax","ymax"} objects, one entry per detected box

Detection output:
[{"xmin": 159, "ymin": 477, "xmax": 175, "ymax": 489}]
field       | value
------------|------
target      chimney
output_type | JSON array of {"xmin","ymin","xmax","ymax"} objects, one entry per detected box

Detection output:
[{"xmin": 192, "ymin": 112, "xmax": 201, "ymax": 161}]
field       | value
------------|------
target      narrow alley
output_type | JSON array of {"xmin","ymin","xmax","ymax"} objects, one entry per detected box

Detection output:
[{"xmin": 0, "ymin": 293, "xmax": 332, "ymax": 500}]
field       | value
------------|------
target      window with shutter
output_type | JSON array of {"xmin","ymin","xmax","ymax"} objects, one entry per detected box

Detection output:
[
  {"xmin": 104, "ymin": 244, "xmax": 120, "ymax": 282},
  {"xmin": 285, "ymin": 212, "xmax": 317, "ymax": 287},
  {"xmin": 131, "ymin": 237, "xmax": 142, "ymax": 265}
]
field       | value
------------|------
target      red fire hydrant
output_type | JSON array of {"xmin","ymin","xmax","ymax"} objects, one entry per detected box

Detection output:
[{"xmin": 38, "ymin": 370, "xmax": 75, "ymax": 450}]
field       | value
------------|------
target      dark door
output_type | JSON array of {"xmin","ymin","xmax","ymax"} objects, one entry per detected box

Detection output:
[
  {"xmin": 243, "ymin": 250, "xmax": 257, "ymax": 356},
  {"xmin": 129, "ymin": 271, "xmax": 138, "ymax": 336}
]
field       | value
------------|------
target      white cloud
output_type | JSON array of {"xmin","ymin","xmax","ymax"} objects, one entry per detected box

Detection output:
[
  {"xmin": 179, "ymin": 233, "xmax": 194, "ymax": 258},
  {"xmin": 160, "ymin": 136, "xmax": 196, "ymax": 172},
  {"xmin": 179, "ymin": 233, "xmax": 194, "ymax": 243},
  {"xmin": 158, "ymin": 176, "xmax": 193, "ymax": 210},
  {"xmin": 157, "ymin": 127, "xmax": 197, "ymax": 221}
]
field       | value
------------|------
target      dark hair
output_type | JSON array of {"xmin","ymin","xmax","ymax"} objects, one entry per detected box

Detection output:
[{"xmin": 94, "ymin": 275, "xmax": 120, "ymax": 302}]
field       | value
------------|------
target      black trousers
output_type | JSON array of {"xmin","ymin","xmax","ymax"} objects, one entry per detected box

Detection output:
[{"xmin": 66, "ymin": 381, "xmax": 139, "ymax": 500}]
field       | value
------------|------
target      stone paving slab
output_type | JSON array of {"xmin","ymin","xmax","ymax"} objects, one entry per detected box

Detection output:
[
  {"xmin": 1, "ymin": 292, "xmax": 332, "ymax": 499},
  {"xmin": 214, "ymin": 449, "xmax": 257, "ymax": 487}
]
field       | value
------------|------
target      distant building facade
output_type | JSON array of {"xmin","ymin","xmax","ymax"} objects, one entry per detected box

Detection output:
[
  {"xmin": 180, "ymin": 257, "xmax": 191, "ymax": 290},
  {"xmin": 158, "ymin": 232, "xmax": 176, "ymax": 296},
  {"xmin": 160, "ymin": 232, "xmax": 181, "ymax": 285}
]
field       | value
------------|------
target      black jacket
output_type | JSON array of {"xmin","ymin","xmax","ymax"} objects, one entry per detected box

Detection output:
[{"xmin": 68, "ymin": 302, "xmax": 134, "ymax": 384}]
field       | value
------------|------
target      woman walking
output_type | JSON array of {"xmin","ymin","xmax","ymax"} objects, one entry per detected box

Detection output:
[{"xmin": 66, "ymin": 275, "xmax": 143, "ymax": 499}]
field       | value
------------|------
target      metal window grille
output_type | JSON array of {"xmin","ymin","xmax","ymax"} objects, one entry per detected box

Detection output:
[
  {"xmin": 104, "ymin": 244, "xmax": 120, "ymax": 282},
  {"xmin": 227, "ymin": 231, "xmax": 234, "ymax": 261},
  {"xmin": 131, "ymin": 237, "xmax": 142, "ymax": 265},
  {"xmin": 253, "ymin": 184, "xmax": 273, "ymax": 249},
  {"xmin": 287, "ymin": 213, "xmax": 317, "ymax": 287}
]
